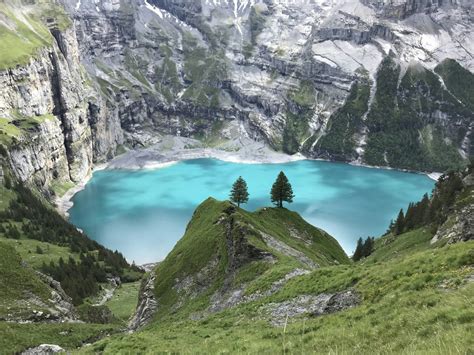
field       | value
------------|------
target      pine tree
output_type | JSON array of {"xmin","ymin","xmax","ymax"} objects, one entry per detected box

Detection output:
[
  {"xmin": 230, "ymin": 176, "xmax": 249, "ymax": 207},
  {"xmin": 362, "ymin": 237, "xmax": 374, "ymax": 258},
  {"xmin": 270, "ymin": 171, "xmax": 294, "ymax": 208},
  {"xmin": 353, "ymin": 237, "xmax": 364, "ymax": 261},
  {"xmin": 393, "ymin": 209, "xmax": 405, "ymax": 235}
]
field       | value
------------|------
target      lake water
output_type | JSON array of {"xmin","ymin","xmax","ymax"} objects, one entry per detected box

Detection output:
[{"xmin": 68, "ymin": 159, "xmax": 435, "ymax": 264}]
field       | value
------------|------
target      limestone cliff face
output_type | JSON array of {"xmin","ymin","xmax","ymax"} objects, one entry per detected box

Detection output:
[
  {"xmin": 1, "ymin": 0, "xmax": 473, "ymax": 187},
  {"xmin": 0, "ymin": 20, "xmax": 123, "ymax": 192},
  {"xmin": 61, "ymin": 0, "xmax": 472, "ymax": 170}
]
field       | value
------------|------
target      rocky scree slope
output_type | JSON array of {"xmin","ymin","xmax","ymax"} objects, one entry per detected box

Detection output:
[
  {"xmin": 128, "ymin": 198, "xmax": 350, "ymax": 329},
  {"xmin": 1, "ymin": 0, "xmax": 473, "ymax": 196}
]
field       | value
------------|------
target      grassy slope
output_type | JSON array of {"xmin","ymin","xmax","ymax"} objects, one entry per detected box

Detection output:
[
  {"xmin": 105, "ymin": 281, "xmax": 141, "ymax": 322},
  {"xmin": 0, "ymin": 241, "xmax": 53, "ymax": 318},
  {"xmin": 151, "ymin": 198, "xmax": 349, "ymax": 319},
  {"xmin": 0, "ymin": 322, "xmax": 118, "ymax": 354},
  {"xmin": 86, "ymin": 237, "xmax": 474, "ymax": 354},
  {"xmin": 0, "ymin": 0, "xmax": 70, "ymax": 70}
]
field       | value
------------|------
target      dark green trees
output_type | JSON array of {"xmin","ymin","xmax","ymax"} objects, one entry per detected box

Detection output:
[
  {"xmin": 393, "ymin": 209, "xmax": 405, "ymax": 235},
  {"xmin": 271, "ymin": 171, "xmax": 294, "ymax": 208},
  {"xmin": 230, "ymin": 176, "xmax": 249, "ymax": 207},
  {"xmin": 353, "ymin": 237, "xmax": 374, "ymax": 261}
]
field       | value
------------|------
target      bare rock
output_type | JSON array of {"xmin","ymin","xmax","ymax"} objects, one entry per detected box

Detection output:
[
  {"xmin": 21, "ymin": 344, "xmax": 64, "ymax": 355},
  {"xmin": 128, "ymin": 270, "xmax": 157, "ymax": 331}
]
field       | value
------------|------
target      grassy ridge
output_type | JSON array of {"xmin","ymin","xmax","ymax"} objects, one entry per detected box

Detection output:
[
  {"xmin": 151, "ymin": 198, "xmax": 349, "ymax": 320},
  {"xmin": 85, "ymin": 238, "xmax": 474, "ymax": 354}
]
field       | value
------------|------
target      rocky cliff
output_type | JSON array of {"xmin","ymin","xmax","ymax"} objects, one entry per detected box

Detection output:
[
  {"xmin": 0, "ymin": 1, "xmax": 123, "ymax": 194},
  {"xmin": 1, "ymin": 0, "xmax": 473, "ymax": 192}
]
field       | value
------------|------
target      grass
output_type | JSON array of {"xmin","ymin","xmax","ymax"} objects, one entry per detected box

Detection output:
[
  {"xmin": 0, "ymin": 236, "xmax": 76, "ymax": 269},
  {"xmin": 0, "ymin": 1, "xmax": 71, "ymax": 70},
  {"xmin": 136, "ymin": 198, "xmax": 350, "ymax": 323},
  {"xmin": 84, "ymin": 240, "xmax": 474, "ymax": 354},
  {"xmin": 0, "ymin": 184, "xmax": 16, "ymax": 210},
  {"xmin": 105, "ymin": 281, "xmax": 141, "ymax": 322},
  {"xmin": 0, "ymin": 241, "xmax": 53, "ymax": 318},
  {"xmin": 0, "ymin": 322, "xmax": 118, "ymax": 354},
  {"xmin": 366, "ymin": 228, "xmax": 434, "ymax": 262},
  {"xmin": 0, "ymin": 117, "xmax": 21, "ymax": 145},
  {"xmin": 50, "ymin": 180, "xmax": 74, "ymax": 197}
]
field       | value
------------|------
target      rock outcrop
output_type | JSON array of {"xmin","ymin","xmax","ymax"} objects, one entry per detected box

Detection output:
[
  {"xmin": 21, "ymin": 344, "xmax": 65, "ymax": 355},
  {"xmin": 262, "ymin": 289, "xmax": 360, "ymax": 326},
  {"xmin": 128, "ymin": 270, "xmax": 158, "ymax": 331},
  {"xmin": 431, "ymin": 171, "xmax": 474, "ymax": 244},
  {"xmin": 0, "ymin": 6, "xmax": 123, "ymax": 193}
]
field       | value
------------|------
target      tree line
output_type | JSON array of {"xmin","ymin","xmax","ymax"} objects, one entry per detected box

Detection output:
[
  {"xmin": 0, "ymin": 181, "xmax": 143, "ymax": 304},
  {"xmin": 229, "ymin": 171, "xmax": 294, "ymax": 208},
  {"xmin": 352, "ymin": 167, "xmax": 470, "ymax": 261}
]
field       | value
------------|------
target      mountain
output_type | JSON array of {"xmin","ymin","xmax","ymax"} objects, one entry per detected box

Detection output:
[
  {"xmin": 1, "ymin": 0, "xmax": 473, "ymax": 199},
  {"xmin": 0, "ymin": 0, "xmax": 473, "ymax": 352}
]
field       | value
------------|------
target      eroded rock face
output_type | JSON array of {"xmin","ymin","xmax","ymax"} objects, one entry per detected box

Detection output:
[
  {"xmin": 55, "ymin": 0, "xmax": 472, "ymax": 170},
  {"xmin": 35, "ymin": 271, "xmax": 78, "ymax": 322},
  {"xmin": 128, "ymin": 270, "xmax": 158, "ymax": 331},
  {"xmin": 1, "ymin": 21, "xmax": 123, "ymax": 193},
  {"xmin": 431, "ymin": 203, "xmax": 474, "ymax": 244},
  {"xmin": 262, "ymin": 289, "xmax": 360, "ymax": 326},
  {"xmin": 2, "ymin": 0, "xmax": 473, "ymax": 185}
]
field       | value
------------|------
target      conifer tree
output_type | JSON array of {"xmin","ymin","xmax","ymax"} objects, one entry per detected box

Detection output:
[
  {"xmin": 393, "ymin": 209, "xmax": 405, "ymax": 235},
  {"xmin": 353, "ymin": 237, "xmax": 364, "ymax": 261},
  {"xmin": 270, "ymin": 171, "xmax": 294, "ymax": 208},
  {"xmin": 230, "ymin": 176, "xmax": 249, "ymax": 207}
]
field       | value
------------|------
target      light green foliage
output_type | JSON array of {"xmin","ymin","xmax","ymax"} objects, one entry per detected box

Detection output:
[
  {"xmin": 367, "ymin": 228, "xmax": 434, "ymax": 262},
  {"xmin": 105, "ymin": 281, "xmax": 141, "ymax": 322},
  {"xmin": 289, "ymin": 80, "xmax": 316, "ymax": 108},
  {"xmin": 49, "ymin": 180, "xmax": 74, "ymax": 197},
  {"xmin": 0, "ymin": 113, "xmax": 57, "ymax": 146},
  {"xmin": 149, "ymin": 198, "xmax": 348, "ymax": 321},
  {"xmin": 282, "ymin": 81, "xmax": 316, "ymax": 154},
  {"xmin": 124, "ymin": 50, "xmax": 152, "ymax": 90},
  {"xmin": 154, "ymin": 45, "xmax": 182, "ymax": 103},
  {"xmin": 0, "ymin": 241, "xmax": 52, "ymax": 318},
  {"xmin": 181, "ymin": 34, "xmax": 226, "ymax": 108},
  {"xmin": 86, "ymin": 239, "xmax": 474, "ymax": 354},
  {"xmin": 0, "ymin": 237, "xmax": 77, "ymax": 269},
  {"xmin": 0, "ymin": 322, "xmax": 118, "ymax": 354},
  {"xmin": 0, "ymin": 1, "xmax": 70, "ymax": 70},
  {"xmin": 0, "ymin": 117, "xmax": 21, "ymax": 145}
]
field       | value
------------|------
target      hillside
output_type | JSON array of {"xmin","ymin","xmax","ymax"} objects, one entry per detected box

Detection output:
[
  {"xmin": 127, "ymin": 198, "xmax": 349, "ymax": 330},
  {"xmin": 0, "ymin": 167, "xmax": 472, "ymax": 353},
  {"xmin": 85, "ymin": 196, "xmax": 473, "ymax": 354},
  {"xmin": 0, "ymin": 158, "xmax": 142, "ymax": 345}
]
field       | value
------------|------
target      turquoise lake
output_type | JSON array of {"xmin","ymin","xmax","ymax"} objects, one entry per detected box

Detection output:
[{"xmin": 69, "ymin": 158, "xmax": 435, "ymax": 264}]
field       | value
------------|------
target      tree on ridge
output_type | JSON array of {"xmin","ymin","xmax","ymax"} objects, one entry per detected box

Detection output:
[
  {"xmin": 270, "ymin": 171, "xmax": 294, "ymax": 208},
  {"xmin": 230, "ymin": 176, "xmax": 249, "ymax": 207}
]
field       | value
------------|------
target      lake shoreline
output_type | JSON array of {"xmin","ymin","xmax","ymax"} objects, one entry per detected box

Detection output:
[{"xmin": 56, "ymin": 135, "xmax": 441, "ymax": 217}]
